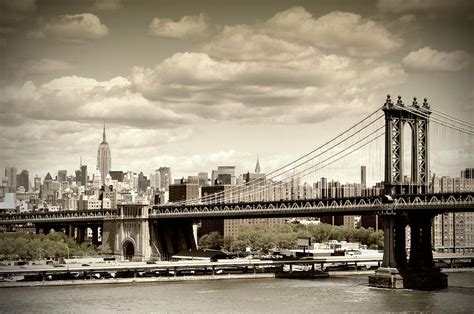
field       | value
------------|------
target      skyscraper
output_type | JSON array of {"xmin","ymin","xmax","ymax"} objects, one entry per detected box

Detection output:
[
  {"xmin": 80, "ymin": 165, "xmax": 87, "ymax": 186},
  {"xmin": 4, "ymin": 167, "xmax": 17, "ymax": 193},
  {"xmin": 255, "ymin": 156, "xmax": 261, "ymax": 174},
  {"xmin": 158, "ymin": 167, "xmax": 171, "ymax": 191},
  {"xmin": 361, "ymin": 166, "xmax": 367, "ymax": 187},
  {"xmin": 97, "ymin": 124, "xmax": 111, "ymax": 186},
  {"xmin": 58, "ymin": 170, "xmax": 67, "ymax": 183},
  {"xmin": 18, "ymin": 170, "xmax": 29, "ymax": 192},
  {"xmin": 34, "ymin": 175, "xmax": 41, "ymax": 192}
]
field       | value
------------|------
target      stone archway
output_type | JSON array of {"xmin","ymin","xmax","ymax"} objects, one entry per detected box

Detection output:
[{"xmin": 123, "ymin": 240, "xmax": 135, "ymax": 261}]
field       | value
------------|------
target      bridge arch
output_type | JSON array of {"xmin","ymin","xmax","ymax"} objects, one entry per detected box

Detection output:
[{"xmin": 122, "ymin": 238, "xmax": 136, "ymax": 261}]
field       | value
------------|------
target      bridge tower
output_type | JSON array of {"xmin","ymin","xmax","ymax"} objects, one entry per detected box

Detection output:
[
  {"xmin": 370, "ymin": 95, "xmax": 447, "ymax": 290},
  {"xmin": 383, "ymin": 95, "xmax": 430, "ymax": 195}
]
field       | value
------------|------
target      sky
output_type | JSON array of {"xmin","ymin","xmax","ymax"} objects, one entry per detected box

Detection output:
[{"xmin": 0, "ymin": 0, "xmax": 473, "ymax": 182}]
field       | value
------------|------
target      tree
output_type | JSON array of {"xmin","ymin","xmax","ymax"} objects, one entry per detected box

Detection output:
[
  {"xmin": 98, "ymin": 243, "xmax": 112, "ymax": 255},
  {"xmin": 198, "ymin": 231, "xmax": 224, "ymax": 249}
]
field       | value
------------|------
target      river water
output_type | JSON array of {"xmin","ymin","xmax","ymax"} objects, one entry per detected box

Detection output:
[{"xmin": 1, "ymin": 273, "xmax": 473, "ymax": 313}]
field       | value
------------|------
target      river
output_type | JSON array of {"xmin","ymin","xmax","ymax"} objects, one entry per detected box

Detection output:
[{"xmin": 1, "ymin": 272, "xmax": 473, "ymax": 313}]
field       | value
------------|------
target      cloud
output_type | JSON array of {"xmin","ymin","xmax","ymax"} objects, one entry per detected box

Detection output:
[
  {"xmin": 402, "ymin": 46, "xmax": 472, "ymax": 72},
  {"xmin": 44, "ymin": 13, "xmax": 109, "ymax": 43},
  {"xmin": 131, "ymin": 50, "xmax": 406, "ymax": 124},
  {"xmin": 202, "ymin": 24, "xmax": 315, "ymax": 62},
  {"xmin": 261, "ymin": 7, "xmax": 403, "ymax": 57},
  {"xmin": 0, "ymin": 75, "xmax": 194, "ymax": 128},
  {"xmin": 0, "ymin": 119, "xmax": 194, "ymax": 180},
  {"xmin": 149, "ymin": 13, "xmax": 209, "ymax": 40},
  {"xmin": 92, "ymin": 0, "xmax": 122, "ymax": 11}
]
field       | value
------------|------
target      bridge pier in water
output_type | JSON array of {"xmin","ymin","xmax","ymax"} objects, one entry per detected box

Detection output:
[{"xmin": 369, "ymin": 213, "xmax": 447, "ymax": 290}]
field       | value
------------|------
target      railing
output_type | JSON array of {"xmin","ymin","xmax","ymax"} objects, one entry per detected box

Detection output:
[
  {"xmin": 0, "ymin": 209, "xmax": 118, "ymax": 224},
  {"xmin": 149, "ymin": 192, "xmax": 474, "ymax": 218},
  {"xmin": 0, "ymin": 193, "xmax": 472, "ymax": 224}
]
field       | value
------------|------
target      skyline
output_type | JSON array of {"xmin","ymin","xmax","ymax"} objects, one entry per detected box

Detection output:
[{"xmin": 1, "ymin": 0, "xmax": 473, "ymax": 180}]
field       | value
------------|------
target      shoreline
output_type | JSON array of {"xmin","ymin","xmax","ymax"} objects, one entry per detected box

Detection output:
[{"xmin": 1, "ymin": 268, "xmax": 472, "ymax": 288}]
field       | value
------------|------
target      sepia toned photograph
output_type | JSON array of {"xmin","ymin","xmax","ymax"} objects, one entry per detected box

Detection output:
[{"xmin": 0, "ymin": 0, "xmax": 473, "ymax": 312}]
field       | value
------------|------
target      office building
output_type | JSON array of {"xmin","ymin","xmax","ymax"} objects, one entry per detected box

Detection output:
[
  {"xmin": 97, "ymin": 124, "xmax": 111, "ymax": 186},
  {"xmin": 58, "ymin": 170, "xmax": 67, "ymax": 184},
  {"xmin": 169, "ymin": 180, "xmax": 199, "ymax": 203},
  {"xmin": 4, "ymin": 167, "xmax": 17, "ymax": 193},
  {"xmin": 158, "ymin": 167, "xmax": 171, "ymax": 191},
  {"xmin": 18, "ymin": 170, "xmax": 29, "ymax": 192}
]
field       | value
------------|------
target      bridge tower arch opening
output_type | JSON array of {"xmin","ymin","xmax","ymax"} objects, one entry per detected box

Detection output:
[
  {"xmin": 123, "ymin": 240, "xmax": 135, "ymax": 261},
  {"xmin": 402, "ymin": 120, "xmax": 414, "ymax": 192}
]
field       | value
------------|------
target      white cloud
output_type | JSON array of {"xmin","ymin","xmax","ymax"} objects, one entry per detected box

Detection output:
[
  {"xmin": 203, "ymin": 24, "xmax": 315, "ymax": 62},
  {"xmin": 402, "ymin": 46, "xmax": 472, "ymax": 72},
  {"xmin": 261, "ymin": 7, "xmax": 403, "ymax": 57},
  {"xmin": 149, "ymin": 13, "xmax": 209, "ymax": 40},
  {"xmin": 131, "ymin": 50, "xmax": 406, "ymax": 124},
  {"xmin": 0, "ymin": 119, "xmax": 194, "ymax": 180},
  {"xmin": 44, "ymin": 13, "xmax": 109, "ymax": 43},
  {"xmin": 0, "ymin": 75, "xmax": 193, "ymax": 128}
]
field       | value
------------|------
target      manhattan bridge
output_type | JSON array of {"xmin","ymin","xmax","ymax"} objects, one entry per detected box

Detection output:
[{"xmin": 1, "ymin": 95, "xmax": 473, "ymax": 289}]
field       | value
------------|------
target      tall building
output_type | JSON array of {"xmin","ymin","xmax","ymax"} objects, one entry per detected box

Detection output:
[
  {"xmin": 432, "ymin": 173, "xmax": 474, "ymax": 252},
  {"xmin": 211, "ymin": 166, "xmax": 236, "ymax": 185},
  {"xmin": 461, "ymin": 168, "xmax": 474, "ymax": 179},
  {"xmin": 109, "ymin": 170, "xmax": 124, "ymax": 182},
  {"xmin": 58, "ymin": 170, "xmax": 67, "ymax": 183},
  {"xmin": 150, "ymin": 169, "xmax": 161, "ymax": 190},
  {"xmin": 34, "ymin": 175, "xmax": 41, "ymax": 192},
  {"xmin": 361, "ymin": 166, "xmax": 366, "ymax": 187},
  {"xmin": 198, "ymin": 172, "xmax": 208, "ymax": 187},
  {"xmin": 138, "ymin": 172, "xmax": 150, "ymax": 193},
  {"xmin": 158, "ymin": 167, "xmax": 171, "ymax": 191},
  {"xmin": 320, "ymin": 177, "xmax": 328, "ymax": 198},
  {"xmin": 169, "ymin": 181, "xmax": 199, "ymax": 203},
  {"xmin": 97, "ymin": 124, "xmax": 111, "ymax": 186},
  {"xmin": 81, "ymin": 165, "xmax": 88, "ymax": 186},
  {"xmin": 18, "ymin": 170, "xmax": 29, "ymax": 192},
  {"xmin": 255, "ymin": 156, "xmax": 261, "ymax": 174},
  {"xmin": 4, "ymin": 167, "xmax": 17, "ymax": 193}
]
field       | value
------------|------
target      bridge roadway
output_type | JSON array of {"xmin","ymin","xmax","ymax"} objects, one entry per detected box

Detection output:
[
  {"xmin": 0, "ymin": 192, "xmax": 472, "ymax": 224},
  {"xmin": 1, "ymin": 255, "xmax": 472, "ymax": 277}
]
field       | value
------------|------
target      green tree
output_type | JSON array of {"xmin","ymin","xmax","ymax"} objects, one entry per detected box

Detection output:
[{"xmin": 198, "ymin": 231, "xmax": 224, "ymax": 249}]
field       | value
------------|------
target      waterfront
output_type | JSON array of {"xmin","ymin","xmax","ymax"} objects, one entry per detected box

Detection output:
[{"xmin": 1, "ymin": 272, "xmax": 473, "ymax": 313}]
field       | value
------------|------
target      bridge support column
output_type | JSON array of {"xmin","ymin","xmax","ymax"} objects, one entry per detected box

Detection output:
[
  {"xmin": 369, "ymin": 213, "xmax": 447, "ymax": 290},
  {"xmin": 61, "ymin": 224, "xmax": 74, "ymax": 237},
  {"xmin": 369, "ymin": 215, "xmax": 405, "ymax": 289},
  {"xmin": 91, "ymin": 226, "xmax": 99, "ymax": 246},
  {"xmin": 101, "ymin": 205, "xmax": 153, "ymax": 262},
  {"xmin": 402, "ymin": 214, "xmax": 447, "ymax": 290},
  {"xmin": 76, "ymin": 226, "xmax": 86, "ymax": 244}
]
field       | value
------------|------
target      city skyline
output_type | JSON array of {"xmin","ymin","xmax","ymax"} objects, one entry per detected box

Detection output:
[{"xmin": 1, "ymin": 0, "xmax": 473, "ymax": 181}]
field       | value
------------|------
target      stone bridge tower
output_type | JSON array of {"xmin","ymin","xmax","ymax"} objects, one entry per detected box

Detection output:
[
  {"xmin": 102, "ymin": 204, "xmax": 153, "ymax": 261},
  {"xmin": 370, "ymin": 95, "xmax": 447, "ymax": 290},
  {"xmin": 383, "ymin": 95, "xmax": 430, "ymax": 195}
]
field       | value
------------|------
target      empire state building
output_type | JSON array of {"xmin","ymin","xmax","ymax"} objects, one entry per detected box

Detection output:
[{"xmin": 97, "ymin": 124, "xmax": 111, "ymax": 186}]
